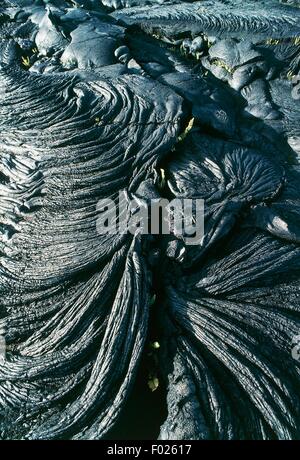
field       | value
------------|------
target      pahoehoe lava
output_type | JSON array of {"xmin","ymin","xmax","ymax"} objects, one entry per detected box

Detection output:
[{"xmin": 0, "ymin": 0, "xmax": 300, "ymax": 440}]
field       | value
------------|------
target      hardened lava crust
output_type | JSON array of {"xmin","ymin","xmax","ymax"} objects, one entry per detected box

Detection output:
[{"xmin": 0, "ymin": 0, "xmax": 300, "ymax": 440}]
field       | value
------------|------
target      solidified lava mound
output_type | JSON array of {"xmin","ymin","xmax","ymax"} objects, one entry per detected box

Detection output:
[{"xmin": 0, "ymin": 0, "xmax": 300, "ymax": 440}]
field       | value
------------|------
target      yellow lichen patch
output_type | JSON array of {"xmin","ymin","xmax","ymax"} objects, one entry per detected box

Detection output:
[
  {"xmin": 150, "ymin": 341, "xmax": 160, "ymax": 350},
  {"xmin": 265, "ymin": 38, "xmax": 281, "ymax": 45},
  {"xmin": 94, "ymin": 117, "xmax": 102, "ymax": 125},
  {"xmin": 148, "ymin": 375, "xmax": 159, "ymax": 392},
  {"xmin": 152, "ymin": 31, "xmax": 163, "ymax": 41},
  {"xmin": 157, "ymin": 168, "xmax": 166, "ymax": 190},
  {"xmin": 287, "ymin": 70, "xmax": 296, "ymax": 81},
  {"xmin": 211, "ymin": 58, "xmax": 234, "ymax": 74},
  {"xmin": 293, "ymin": 37, "xmax": 300, "ymax": 46},
  {"xmin": 203, "ymin": 35, "xmax": 213, "ymax": 48},
  {"xmin": 21, "ymin": 56, "xmax": 30, "ymax": 68},
  {"xmin": 178, "ymin": 117, "xmax": 195, "ymax": 142}
]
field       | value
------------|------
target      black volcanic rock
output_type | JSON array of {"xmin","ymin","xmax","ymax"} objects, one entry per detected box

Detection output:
[{"xmin": 0, "ymin": 0, "xmax": 300, "ymax": 440}]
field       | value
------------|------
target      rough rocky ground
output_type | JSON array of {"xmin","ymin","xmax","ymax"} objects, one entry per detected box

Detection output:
[{"xmin": 0, "ymin": 0, "xmax": 300, "ymax": 440}]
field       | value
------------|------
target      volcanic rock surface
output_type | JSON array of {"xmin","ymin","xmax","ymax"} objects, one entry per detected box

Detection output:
[{"xmin": 0, "ymin": 0, "xmax": 300, "ymax": 440}]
